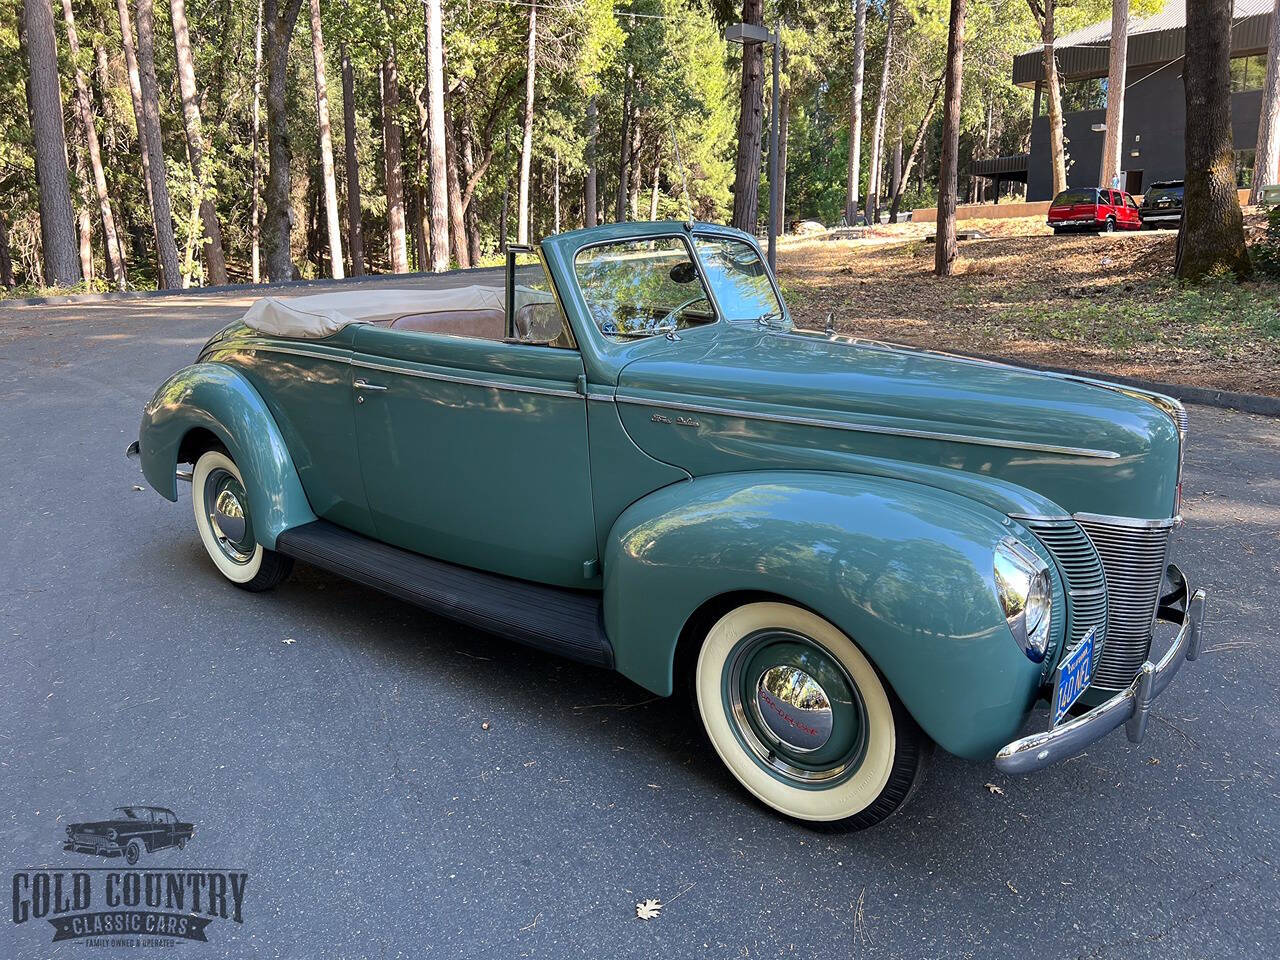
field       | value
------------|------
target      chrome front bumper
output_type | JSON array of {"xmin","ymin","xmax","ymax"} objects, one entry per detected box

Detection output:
[{"xmin": 995, "ymin": 566, "xmax": 1206, "ymax": 774}]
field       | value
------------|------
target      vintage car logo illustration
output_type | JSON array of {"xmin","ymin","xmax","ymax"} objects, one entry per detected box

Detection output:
[
  {"xmin": 9, "ymin": 806, "xmax": 247, "ymax": 947},
  {"xmin": 64, "ymin": 805, "xmax": 194, "ymax": 866}
]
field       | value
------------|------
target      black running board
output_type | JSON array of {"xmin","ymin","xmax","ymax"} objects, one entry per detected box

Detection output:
[{"xmin": 275, "ymin": 520, "xmax": 613, "ymax": 668}]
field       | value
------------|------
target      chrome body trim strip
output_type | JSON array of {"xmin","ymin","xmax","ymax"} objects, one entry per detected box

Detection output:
[
  {"xmin": 615, "ymin": 395, "xmax": 1122, "ymax": 459},
  {"xmin": 1008, "ymin": 513, "xmax": 1073, "ymax": 523},
  {"xmin": 236, "ymin": 342, "xmax": 585, "ymax": 400},
  {"xmin": 349, "ymin": 358, "xmax": 583, "ymax": 399},
  {"xmin": 240, "ymin": 342, "xmax": 353, "ymax": 364},
  {"xmin": 995, "ymin": 570, "xmax": 1205, "ymax": 775}
]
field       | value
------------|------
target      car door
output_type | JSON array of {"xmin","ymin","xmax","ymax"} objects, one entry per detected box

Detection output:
[{"xmin": 349, "ymin": 316, "xmax": 598, "ymax": 589}]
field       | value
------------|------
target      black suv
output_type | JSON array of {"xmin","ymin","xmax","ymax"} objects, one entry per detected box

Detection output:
[{"xmin": 1138, "ymin": 180, "xmax": 1184, "ymax": 229}]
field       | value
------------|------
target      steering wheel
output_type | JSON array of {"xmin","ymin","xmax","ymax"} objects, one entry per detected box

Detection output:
[{"xmin": 656, "ymin": 295, "xmax": 710, "ymax": 331}]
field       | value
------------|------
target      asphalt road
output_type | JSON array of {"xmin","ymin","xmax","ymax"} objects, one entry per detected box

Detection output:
[{"xmin": 1, "ymin": 285, "xmax": 1277, "ymax": 960}]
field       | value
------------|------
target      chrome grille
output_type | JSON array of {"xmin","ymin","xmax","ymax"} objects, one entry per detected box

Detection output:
[
  {"xmin": 1023, "ymin": 519, "xmax": 1108, "ymax": 653},
  {"xmin": 1075, "ymin": 515, "xmax": 1174, "ymax": 689}
]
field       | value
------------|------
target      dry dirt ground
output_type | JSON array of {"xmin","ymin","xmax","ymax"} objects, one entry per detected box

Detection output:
[{"xmin": 776, "ymin": 212, "xmax": 1280, "ymax": 397}]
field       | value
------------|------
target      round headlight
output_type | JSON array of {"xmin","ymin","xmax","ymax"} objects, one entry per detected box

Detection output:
[
  {"xmin": 994, "ymin": 538, "xmax": 1052, "ymax": 663},
  {"xmin": 106, "ymin": 829, "xmax": 117, "ymax": 841}
]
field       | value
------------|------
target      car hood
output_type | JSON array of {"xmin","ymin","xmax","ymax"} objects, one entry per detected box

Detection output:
[{"xmin": 613, "ymin": 324, "xmax": 1181, "ymax": 519}]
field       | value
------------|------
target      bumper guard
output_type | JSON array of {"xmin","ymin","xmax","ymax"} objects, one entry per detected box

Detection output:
[{"xmin": 994, "ymin": 564, "xmax": 1206, "ymax": 774}]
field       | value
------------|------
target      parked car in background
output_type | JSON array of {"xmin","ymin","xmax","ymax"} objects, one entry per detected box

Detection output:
[
  {"xmin": 1138, "ymin": 180, "xmax": 1184, "ymax": 229},
  {"xmin": 130, "ymin": 221, "xmax": 1205, "ymax": 829},
  {"xmin": 1048, "ymin": 187, "xmax": 1142, "ymax": 233}
]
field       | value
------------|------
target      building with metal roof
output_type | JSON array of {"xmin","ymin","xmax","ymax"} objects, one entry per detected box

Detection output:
[{"xmin": 976, "ymin": 0, "xmax": 1274, "ymax": 201}]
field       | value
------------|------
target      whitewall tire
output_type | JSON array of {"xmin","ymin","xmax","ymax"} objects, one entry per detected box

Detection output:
[
  {"xmin": 191, "ymin": 449, "xmax": 292, "ymax": 591},
  {"xmin": 694, "ymin": 602, "xmax": 928, "ymax": 828}
]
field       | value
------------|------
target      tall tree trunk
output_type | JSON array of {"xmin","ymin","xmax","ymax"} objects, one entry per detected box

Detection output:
[
  {"xmin": 115, "ymin": 0, "xmax": 154, "ymax": 277},
  {"xmin": 132, "ymin": 0, "xmax": 183, "ymax": 288},
  {"xmin": 169, "ymin": 0, "xmax": 227, "ymax": 283},
  {"xmin": 380, "ymin": 56, "xmax": 409, "ymax": 273},
  {"xmin": 584, "ymin": 96, "xmax": 598, "ymax": 227},
  {"xmin": 554, "ymin": 151, "xmax": 562, "ymax": 232},
  {"xmin": 649, "ymin": 146, "xmax": 660, "ymax": 221},
  {"xmin": 1099, "ymin": 0, "xmax": 1128, "ymax": 188},
  {"xmin": 23, "ymin": 0, "xmax": 81, "ymax": 285},
  {"xmin": 517, "ymin": 0, "xmax": 536, "ymax": 244},
  {"xmin": 422, "ymin": 0, "xmax": 450, "ymax": 270},
  {"xmin": 865, "ymin": 0, "xmax": 895, "ymax": 224},
  {"xmin": 340, "ymin": 43, "xmax": 365, "ymax": 274},
  {"xmin": 0, "ymin": 212, "xmax": 13, "ymax": 287},
  {"xmin": 444, "ymin": 107, "xmax": 469, "ymax": 267},
  {"xmin": 251, "ymin": 0, "xmax": 263, "ymax": 281},
  {"xmin": 1178, "ymin": 0, "xmax": 1250, "ymax": 280},
  {"xmin": 459, "ymin": 119, "xmax": 481, "ymax": 263},
  {"xmin": 60, "ymin": 0, "xmax": 125, "ymax": 286},
  {"xmin": 308, "ymin": 0, "xmax": 344, "ymax": 277},
  {"xmin": 1028, "ymin": 0, "xmax": 1068, "ymax": 197},
  {"xmin": 731, "ymin": 0, "xmax": 765, "ymax": 232},
  {"xmin": 628, "ymin": 122, "xmax": 641, "ymax": 219},
  {"xmin": 778, "ymin": 83, "xmax": 790, "ymax": 232},
  {"xmin": 74, "ymin": 142, "xmax": 95, "ymax": 282},
  {"xmin": 890, "ymin": 133, "xmax": 902, "ymax": 203},
  {"xmin": 845, "ymin": 0, "xmax": 867, "ymax": 223},
  {"xmin": 412, "ymin": 174, "xmax": 427, "ymax": 270},
  {"xmin": 935, "ymin": 0, "xmax": 966, "ymax": 277},
  {"xmin": 1251, "ymin": 0, "xmax": 1280, "ymax": 202},
  {"xmin": 615, "ymin": 65, "xmax": 633, "ymax": 222},
  {"xmin": 890, "ymin": 74, "xmax": 942, "ymax": 220},
  {"xmin": 264, "ymin": 0, "xmax": 306, "ymax": 281}
]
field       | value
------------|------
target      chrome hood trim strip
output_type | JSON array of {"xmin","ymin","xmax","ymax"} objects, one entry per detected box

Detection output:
[{"xmin": 616, "ymin": 395, "xmax": 1122, "ymax": 460}]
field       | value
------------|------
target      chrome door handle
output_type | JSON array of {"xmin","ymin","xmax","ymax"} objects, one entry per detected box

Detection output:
[{"xmin": 353, "ymin": 379, "xmax": 388, "ymax": 391}]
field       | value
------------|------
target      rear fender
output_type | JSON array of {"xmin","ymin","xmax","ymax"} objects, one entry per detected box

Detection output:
[
  {"xmin": 604, "ymin": 471, "xmax": 1059, "ymax": 760},
  {"xmin": 138, "ymin": 362, "xmax": 314, "ymax": 549}
]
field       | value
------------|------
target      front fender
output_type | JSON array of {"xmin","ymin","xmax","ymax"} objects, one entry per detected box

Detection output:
[
  {"xmin": 138, "ymin": 362, "xmax": 314, "ymax": 549},
  {"xmin": 604, "ymin": 471, "xmax": 1058, "ymax": 760}
]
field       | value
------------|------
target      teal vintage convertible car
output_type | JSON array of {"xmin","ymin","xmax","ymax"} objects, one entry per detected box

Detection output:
[{"xmin": 130, "ymin": 221, "xmax": 1206, "ymax": 828}]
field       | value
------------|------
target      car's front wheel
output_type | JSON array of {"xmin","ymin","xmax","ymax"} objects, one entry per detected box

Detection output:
[
  {"xmin": 124, "ymin": 839, "xmax": 144, "ymax": 866},
  {"xmin": 694, "ymin": 602, "xmax": 929, "ymax": 828},
  {"xmin": 192, "ymin": 449, "xmax": 293, "ymax": 591}
]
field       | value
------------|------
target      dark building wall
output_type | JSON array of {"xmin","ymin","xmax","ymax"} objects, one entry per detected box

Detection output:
[{"xmin": 1026, "ymin": 65, "xmax": 1263, "ymax": 200}]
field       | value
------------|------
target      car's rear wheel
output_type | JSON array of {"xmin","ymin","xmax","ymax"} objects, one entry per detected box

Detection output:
[
  {"xmin": 1103, "ymin": 217, "xmax": 1115, "ymax": 233},
  {"xmin": 693, "ymin": 601, "xmax": 929, "ymax": 828},
  {"xmin": 192, "ymin": 449, "xmax": 293, "ymax": 591}
]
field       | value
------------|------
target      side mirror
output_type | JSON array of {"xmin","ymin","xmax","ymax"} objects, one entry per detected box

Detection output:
[{"xmin": 669, "ymin": 261, "xmax": 698, "ymax": 284}]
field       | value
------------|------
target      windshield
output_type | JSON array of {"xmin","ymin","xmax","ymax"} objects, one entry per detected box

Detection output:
[
  {"xmin": 573, "ymin": 236, "xmax": 716, "ymax": 339},
  {"xmin": 115, "ymin": 807, "xmax": 143, "ymax": 820},
  {"xmin": 1052, "ymin": 189, "xmax": 1099, "ymax": 206},
  {"xmin": 693, "ymin": 236, "xmax": 784, "ymax": 322}
]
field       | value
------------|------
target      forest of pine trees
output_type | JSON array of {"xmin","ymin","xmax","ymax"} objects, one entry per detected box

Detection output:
[{"xmin": 0, "ymin": 0, "xmax": 1269, "ymax": 291}]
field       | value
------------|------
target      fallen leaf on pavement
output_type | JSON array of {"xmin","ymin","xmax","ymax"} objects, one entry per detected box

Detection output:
[
  {"xmin": 984, "ymin": 783, "xmax": 1005, "ymax": 796},
  {"xmin": 636, "ymin": 899, "xmax": 662, "ymax": 920}
]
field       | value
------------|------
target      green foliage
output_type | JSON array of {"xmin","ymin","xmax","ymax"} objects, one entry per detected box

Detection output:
[
  {"xmin": 1250, "ymin": 204, "xmax": 1280, "ymax": 278},
  {"xmin": 0, "ymin": 0, "xmax": 1162, "ymax": 290}
]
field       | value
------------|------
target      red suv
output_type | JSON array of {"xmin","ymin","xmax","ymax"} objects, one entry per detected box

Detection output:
[{"xmin": 1048, "ymin": 187, "xmax": 1142, "ymax": 234}]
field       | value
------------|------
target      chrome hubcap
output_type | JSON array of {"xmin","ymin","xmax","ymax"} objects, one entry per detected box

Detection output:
[
  {"xmin": 753, "ymin": 666, "xmax": 833, "ymax": 753},
  {"xmin": 204, "ymin": 469, "xmax": 254, "ymax": 564},
  {"xmin": 723, "ymin": 630, "xmax": 868, "ymax": 787}
]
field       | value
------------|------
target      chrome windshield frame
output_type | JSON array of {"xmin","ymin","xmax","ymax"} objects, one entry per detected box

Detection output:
[{"xmin": 688, "ymin": 225, "xmax": 792, "ymax": 327}]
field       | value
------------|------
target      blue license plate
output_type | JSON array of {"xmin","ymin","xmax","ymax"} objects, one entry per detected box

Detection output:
[{"xmin": 1051, "ymin": 627, "xmax": 1097, "ymax": 727}]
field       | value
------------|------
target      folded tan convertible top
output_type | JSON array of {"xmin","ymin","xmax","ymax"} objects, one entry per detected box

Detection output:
[{"xmin": 242, "ymin": 285, "xmax": 504, "ymax": 339}]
